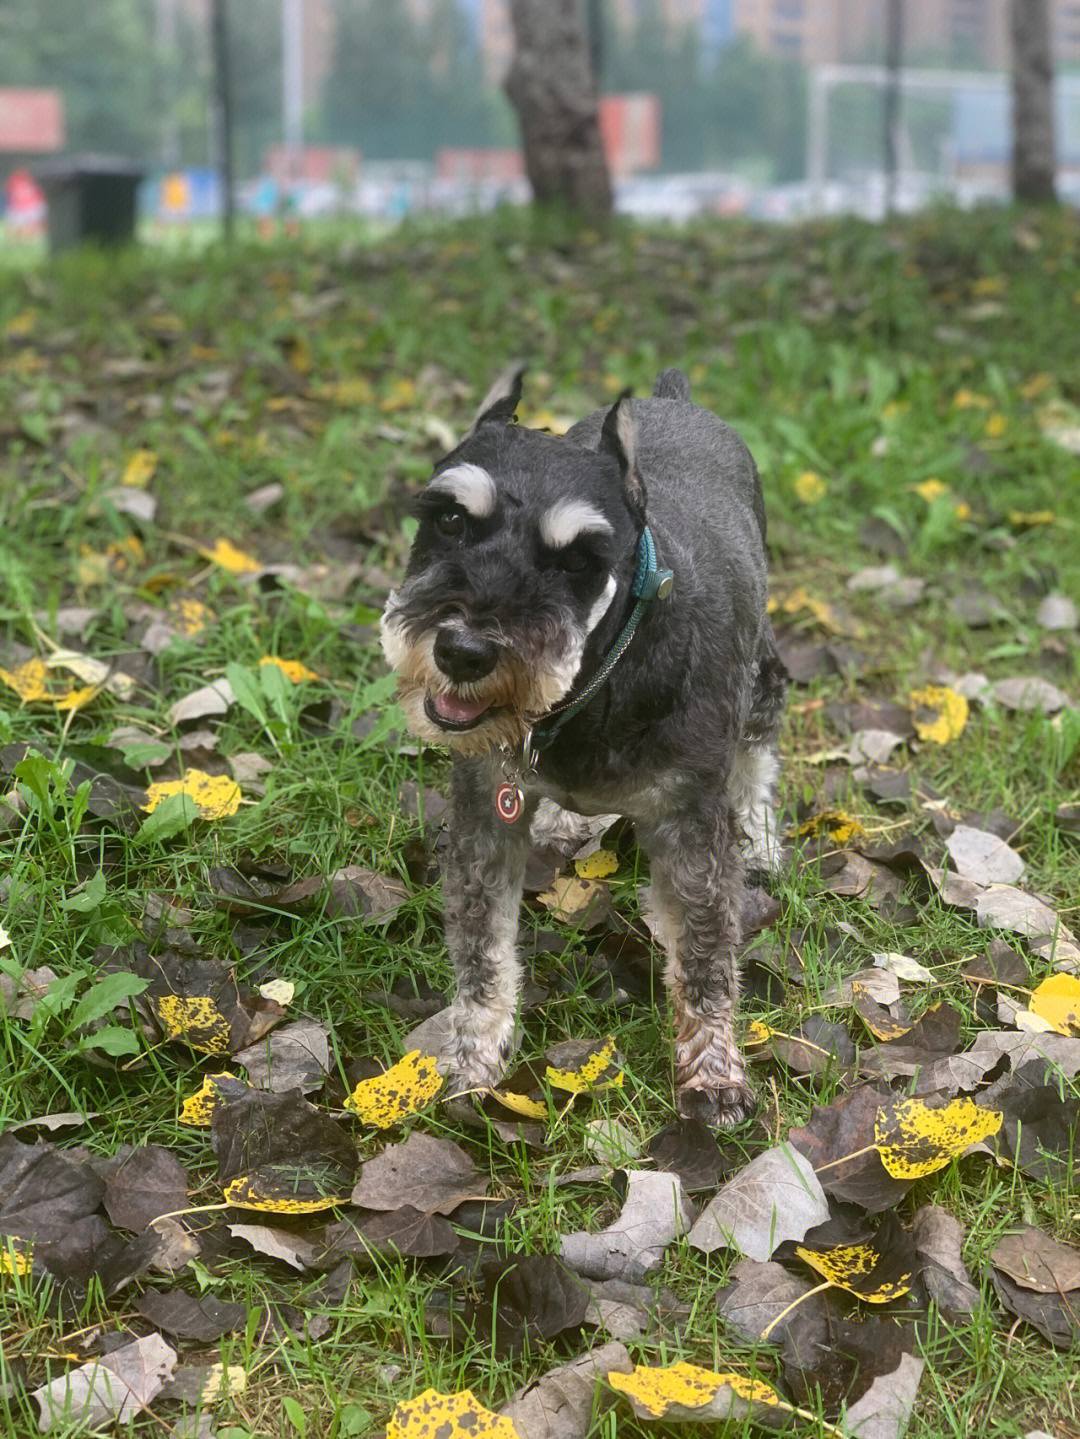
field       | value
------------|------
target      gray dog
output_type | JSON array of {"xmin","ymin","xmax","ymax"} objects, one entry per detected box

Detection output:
[{"xmin": 381, "ymin": 365, "xmax": 786, "ymax": 1125}]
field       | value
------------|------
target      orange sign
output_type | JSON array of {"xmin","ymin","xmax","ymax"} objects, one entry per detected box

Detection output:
[{"xmin": 598, "ymin": 94, "xmax": 661, "ymax": 175}]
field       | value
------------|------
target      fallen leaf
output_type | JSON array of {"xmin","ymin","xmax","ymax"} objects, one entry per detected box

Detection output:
[
  {"xmin": 143, "ymin": 770, "xmax": 241, "ymax": 819},
  {"xmin": 990, "ymin": 1265, "xmax": 1080, "ymax": 1349},
  {"xmin": 235, "ymin": 1019, "xmax": 331, "ymax": 1094},
  {"xmin": 911, "ymin": 1205, "xmax": 980, "ymax": 1320},
  {"xmin": 167, "ymin": 679, "xmax": 235, "ymax": 725},
  {"xmin": 687, "ymin": 1144, "xmax": 829, "ymax": 1261},
  {"xmin": 212, "ymin": 1090, "xmax": 358, "ymax": 1214},
  {"xmin": 793, "ymin": 1212, "xmax": 916, "ymax": 1304},
  {"xmin": 99, "ymin": 1145, "xmax": 189, "ymax": 1232},
  {"xmin": 135, "ymin": 1289, "xmax": 248, "ymax": 1341},
  {"xmin": 1028, "ymin": 974, "xmax": 1080, "ymax": 1035},
  {"xmin": 198, "ymin": 538, "xmax": 261, "ymax": 575},
  {"xmin": 33, "ymin": 1333, "xmax": 177, "ymax": 1432},
  {"xmin": 259, "ymin": 655, "xmax": 319, "ymax": 683},
  {"xmin": 324, "ymin": 1207, "xmax": 459, "ymax": 1262},
  {"xmin": 574, "ymin": 848, "xmax": 618, "ymax": 879},
  {"xmin": 990, "ymin": 675, "xmax": 1071, "ymax": 713},
  {"xmin": 608, "ymin": 1362, "xmax": 790, "ymax": 1425},
  {"xmin": 991, "ymin": 1224, "xmax": 1080, "ymax": 1293},
  {"xmin": 351, "ymin": 1132, "xmax": 486, "ymax": 1215},
  {"xmin": 344, "ymin": 1050, "xmax": 443, "ymax": 1126},
  {"xmin": 228, "ymin": 1222, "xmax": 319, "ymax": 1269},
  {"xmin": 388, "ymin": 1388, "xmax": 518, "ymax": 1439},
  {"xmin": 946, "ymin": 825, "xmax": 1025, "ymax": 884},
  {"xmin": 545, "ymin": 1036, "xmax": 623, "ymax": 1093},
  {"xmin": 842, "ymin": 1352, "xmax": 925, "ymax": 1439},
  {"xmin": 500, "ymin": 1340, "xmax": 632, "ymax": 1439},
  {"xmin": 788, "ymin": 1087, "xmax": 912, "ymax": 1213},
  {"xmin": 873, "ymin": 1095, "xmax": 1002, "ymax": 1177},
  {"xmin": 644, "ymin": 1118, "xmax": 728, "ymax": 1191},
  {"xmin": 794, "ymin": 469, "xmax": 827, "ymax": 503},
  {"xmin": 179, "ymin": 1073, "xmax": 251, "ymax": 1126},
  {"xmin": 560, "ymin": 1169, "xmax": 693, "ymax": 1281},
  {"xmin": 909, "ymin": 684, "xmax": 968, "ymax": 744}
]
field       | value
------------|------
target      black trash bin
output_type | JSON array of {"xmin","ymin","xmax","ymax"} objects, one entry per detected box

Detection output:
[{"xmin": 35, "ymin": 155, "xmax": 144, "ymax": 256}]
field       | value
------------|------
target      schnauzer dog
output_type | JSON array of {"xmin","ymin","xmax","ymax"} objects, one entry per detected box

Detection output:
[{"xmin": 381, "ymin": 365, "xmax": 786, "ymax": 1126}]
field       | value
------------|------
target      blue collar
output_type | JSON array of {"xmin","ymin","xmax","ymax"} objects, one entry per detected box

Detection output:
[{"xmin": 529, "ymin": 525, "xmax": 673, "ymax": 753}]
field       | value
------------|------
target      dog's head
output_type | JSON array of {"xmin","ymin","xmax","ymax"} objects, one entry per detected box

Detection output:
[{"xmin": 381, "ymin": 366, "xmax": 644, "ymax": 755}]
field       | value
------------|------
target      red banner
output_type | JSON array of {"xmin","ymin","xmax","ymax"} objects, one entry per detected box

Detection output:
[{"xmin": 0, "ymin": 89, "xmax": 65, "ymax": 152}]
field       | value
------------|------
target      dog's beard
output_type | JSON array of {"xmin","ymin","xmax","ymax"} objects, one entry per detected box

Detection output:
[{"xmin": 381, "ymin": 596, "xmax": 586, "ymax": 756}]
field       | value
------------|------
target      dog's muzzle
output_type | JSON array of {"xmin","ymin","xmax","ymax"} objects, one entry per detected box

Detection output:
[{"xmin": 426, "ymin": 627, "xmax": 501, "ymax": 730}]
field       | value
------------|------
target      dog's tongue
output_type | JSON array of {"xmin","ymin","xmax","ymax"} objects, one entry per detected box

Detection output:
[{"xmin": 432, "ymin": 691, "xmax": 490, "ymax": 725}]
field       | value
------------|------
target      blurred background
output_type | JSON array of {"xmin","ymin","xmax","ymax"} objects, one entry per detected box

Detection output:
[{"xmin": 1, "ymin": 0, "xmax": 1078, "ymax": 247}]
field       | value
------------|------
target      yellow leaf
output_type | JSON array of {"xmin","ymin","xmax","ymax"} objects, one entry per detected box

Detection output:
[
  {"xmin": 795, "ymin": 809, "xmax": 866, "ymax": 844},
  {"xmin": 222, "ymin": 1175, "xmax": 343, "ymax": 1213},
  {"xmin": 984, "ymin": 412, "xmax": 1008, "ymax": 439},
  {"xmin": 259, "ymin": 979, "xmax": 295, "ymax": 1006},
  {"xmin": 914, "ymin": 477, "xmax": 951, "ymax": 501},
  {"xmin": 143, "ymin": 771, "xmax": 242, "ymax": 819},
  {"xmin": 259, "ymin": 655, "xmax": 319, "ymax": 684},
  {"xmin": 608, "ymin": 1363, "xmax": 779, "ymax": 1419},
  {"xmin": 380, "ymin": 378, "xmax": 417, "ymax": 413},
  {"xmin": 388, "ymin": 1389, "xmax": 518, "ymax": 1439},
  {"xmin": 794, "ymin": 1241, "xmax": 912, "ymax": 1302},
  {"xmin": 344, "ymin": 1050, "xmax": 443, "ymax": 1128},
  {"xmin": 780, "ymin": 587, "xmax": 840, "ymax": 632},
  {"xmin": 179, "ymin": 1073, "xmax": 249, "ymax": 1126},
  {"xmin": 972, "ymin": 275, "xmax": 1006, "ymax": 297},
  {"xmin": 909, "ymin": 684, "xmax": 968, "ymax": 745},
  {"xmin": 122, "ymin": 449, "xmax": 158, "ymax": 487},
  {"xmin": 320, "ymin": 376, "xmax": 374, "ymax": 406},
  {"xmin": 285, "ymin": 333, "xmax": 312, "ymax": 375},
  {"xmin": 746, "ymin": 1020, "xmax": 774, "ymax": 1045},
  {"xmin": 524, "ymin": 408, "xmax": 575, "ymax": 435},
  {"xmin": 0, "ymin": 658, "xmax": 100, "ymax": 712},
  {"xmin": 1009, "ymin": 509, "xmax": 1056, "ymax": 529},
  {"xmin": 793, "ymin": 469, "xmax": 827, "ymax": 504},
  {"xmin": 1020, "ymin": 373, "xmax": 1053, "ymax": 401},
  {"xmin": 199, "ymin": 538, "xmax": 261, "ymax": 575},
  {"xmin": 953, "ymin": 389, "xmax": 991, "ymax": 409},
  {"xmin": 874, "ymin": 1096, "xmax": 1003, "ymax": 1178},
  {"xmin": 152, "ymin": 995, "xmax": 232, "ymax": 1054},
  {"xmin": 574, "ymin": 848, "xmax": 618, "ymax": 880},
  {"xmin": 535, "ymin": 875, "xmax": 601, "ymax": 923},
  {"xmin": 170, "ymin": 597, "xmax": 214, "ymax": 637},
  {"xmin": 1028, "ymin": 974, "xmax": 1080, "ymax": 1035},
  {"xmin": 1, "ymin": 1244, "xmax": 32, "ymax": 1277},
  {"xmin": 5, "ymin": 309, "xmax": 37, "ymax": 337},
  {"xmin": 489, "ymin": 1088, "xmax": 549, "ymax": 1120},
  {"xmin": 201, "ymin": 1364, "xmax": 246, "ymax": 1403},
  {"xmin": 545, "ymin": 1036, "xmax": 624, "ymax": 1094}
]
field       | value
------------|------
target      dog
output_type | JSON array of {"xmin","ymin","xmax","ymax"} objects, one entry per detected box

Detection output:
[{"xmin": 381, "ymin": 365, "xmax": 787, "ymax": 1126}]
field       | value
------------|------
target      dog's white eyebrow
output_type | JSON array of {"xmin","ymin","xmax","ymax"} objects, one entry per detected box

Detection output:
[
  {"xmin": 428, "ymin": 464, "xmax": 497, "ymax": 518},
  {"xmin": 539, "ymin": 499, "xmax": 613, "ymax": 549}
]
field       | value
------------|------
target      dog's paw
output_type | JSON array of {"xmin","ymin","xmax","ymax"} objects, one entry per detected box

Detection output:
[
  {"xmin": 676, "ymin": 1080, "xmax": 757, "ymax": 1130},
  {"xmin": 440, "ymin": 1005, "xmax": 514, "ymax": 1095}
]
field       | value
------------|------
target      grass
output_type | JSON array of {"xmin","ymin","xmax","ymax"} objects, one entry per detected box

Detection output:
[{"xmin": 0, "ymin": 203, "xmax": 1079, "ymax": 1438}]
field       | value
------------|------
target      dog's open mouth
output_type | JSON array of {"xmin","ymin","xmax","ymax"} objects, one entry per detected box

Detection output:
[{"xmin": 425, "ymin": 689, "xmax": 495, "ymax": 731}]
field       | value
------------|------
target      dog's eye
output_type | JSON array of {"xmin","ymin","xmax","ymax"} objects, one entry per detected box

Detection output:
[
  {"xmin": 436, "ymin": 509, "xmax": 465, "ymax": 538},
  {"xmin": 558, "ymin": 546, "xmax": 593, "ymax": 575}
]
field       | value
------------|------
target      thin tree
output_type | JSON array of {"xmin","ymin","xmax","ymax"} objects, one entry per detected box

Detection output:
[
  {"xmin": 1011, "ymin": 0, "xmax": 1056, "ymax": 202},
  {"xmin": 504, "ymin": 0, "xmax": 613, "ymax": 223}
]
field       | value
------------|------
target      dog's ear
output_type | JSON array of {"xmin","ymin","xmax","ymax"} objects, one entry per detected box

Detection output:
[
  {"xmin": 599, "ymin": 392, "xmax": 647, "ymax": 514},
  {"xmin": 471, "ymin": 361, "xmax": 526, "ymax": 430}
]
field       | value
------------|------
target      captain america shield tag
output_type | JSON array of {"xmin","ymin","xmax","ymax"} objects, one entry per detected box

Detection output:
[{"xmin": 495, "ymin": 781, "xmax": 524, "ymax": 823}]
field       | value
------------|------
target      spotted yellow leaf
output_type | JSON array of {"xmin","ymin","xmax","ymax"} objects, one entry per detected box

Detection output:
[
  {"xmin": 1009, "ymin": 509, "xmax": 1056, "ymax": 529},
  {"xmin": 222, "ymin": 1173, "xmax": 344, "ymax": 1213},
  {"xmin": 780, "ymin": 587, "xmax": 840, "ymax": 632},
  {"xmin": 909, "ymin": 684, "xmax": 968, "ymax": 745},
  {"xmin": 874, "ymin": 1095, "xmax": 1002, "ymax": 1179},
  {"xmin": 170, "ymin": 596, "xmax": 214, "ymax": 637},
  {"xmin": 387, "ymin": 1388, "xmax": 518, "ymax": 1439},
  {"xmin": 179, "ymin": 1072, "xmax": 250, "ymax": 1126},
  {"xmin": 199, "ymin": 538, "xmax": 261, "ymax": 575},
  {"xmin": 152, "ymin": 994, "xmax": 232, "ymax": 1054},
  {"xmin": 793, "ymin": 469, "xmax": 827, "ymax": 503},
  {"xmin": 574, "ymin": 848, "xmax": 618, "ymax": 880},
  {"xmin": 144, "ymin": 771, "xmax": 242, "ymax": 819},
  {"xmin": 795, "ymin": 809, "xmax": 866, "ymax": 845},
  {"xmin": 344, "ymin": 1050, "xmax": 443, "ymax": 1128},
  {"xmin": 1, "ymin": 1244, "xmax": 32, "ymax": 1277},
  {"xmin": 1028, "ymin": 974, "xmax": 1080, "ymax": 1036},
  {"xmin": 201, "ymin": 1364, "xmax": 247, "ymax": 1403},
  {"xmin": 0, "ymin": 658, "xmax": 99, "ymax": 711},
  {"xmin": 545, "ymin": 1036, "xmax": 624, "ymax": 1094},
  {"xmin": 745, "ymin": 1020, "xmax": 775, "ymax": 1045},
  {"xmin": 794, "ymin": 1240, "xmax": 913, "ymax": 1303},
  {"xmin": 122, "ymin": 449, "xmax": 158, "ymax": 487},
  {"xmin": 259, "ymin": 655, "xmax": 319, "ymax": 684},
  {"xmin": 259, "ymin": 979, "xmax": 295, "ymax": 1006},
  {"xmin": 534, "ymin": 875, "xmax": 601, "ymax": 923},
  {"xmin": 608, "ymin": 1362, "xmax": 780, "ymax": 1419},
  {"xmin": 488, "ymin": 1088, "xmax": 548, "ymax": 1120}
]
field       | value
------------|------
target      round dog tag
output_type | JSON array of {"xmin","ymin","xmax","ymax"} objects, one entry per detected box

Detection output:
[{"xmin": 495, "ymin": 781, "xmax": 524, "ymax": 824}]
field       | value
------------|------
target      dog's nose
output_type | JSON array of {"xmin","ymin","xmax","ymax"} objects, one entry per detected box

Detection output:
[{"xmin": 433, "ymin": 628, "xmax": 499, "ymax": 684}]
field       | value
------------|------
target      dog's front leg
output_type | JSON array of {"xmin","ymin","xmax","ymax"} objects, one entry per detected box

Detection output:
[
  {"xmin": 441, "ymin": 757, "xmax": 533, "ymax": 1093},
  {"xmin": 643, "ymin": 794, "xmax": 755, "ymax": 1128}
]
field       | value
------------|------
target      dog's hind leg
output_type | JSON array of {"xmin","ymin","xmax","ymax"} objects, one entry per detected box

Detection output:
[
  {"xmin": 641, "ymin": 793, "xmax": 755, "ymax": 1128},
  {"xmin": 440, "ymin": 757, "xmax": 534, "ymax": 1093},
  {"xmin": 727, "ymin": 742, "xmax": 781, "ymax": 873}
]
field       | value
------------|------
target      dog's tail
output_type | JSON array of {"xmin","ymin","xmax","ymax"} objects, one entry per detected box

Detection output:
[{"xmin": 652, "ymin": 368, "xmax": 692, "ymax": 402}]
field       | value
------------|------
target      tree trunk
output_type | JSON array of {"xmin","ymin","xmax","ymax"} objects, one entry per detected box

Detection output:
[
  {"xmin": 1011, "ymin": 0, "xmax": 1056, "ymax": 202},
  {"xmin": 505, "ymin": 0, "xmax": 613, "ymax": 224}
]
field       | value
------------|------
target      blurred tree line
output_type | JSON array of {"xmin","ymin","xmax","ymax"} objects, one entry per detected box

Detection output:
[{"xmin": 1, "ymin": 0, "xmax": 806, "ymax": 181}]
